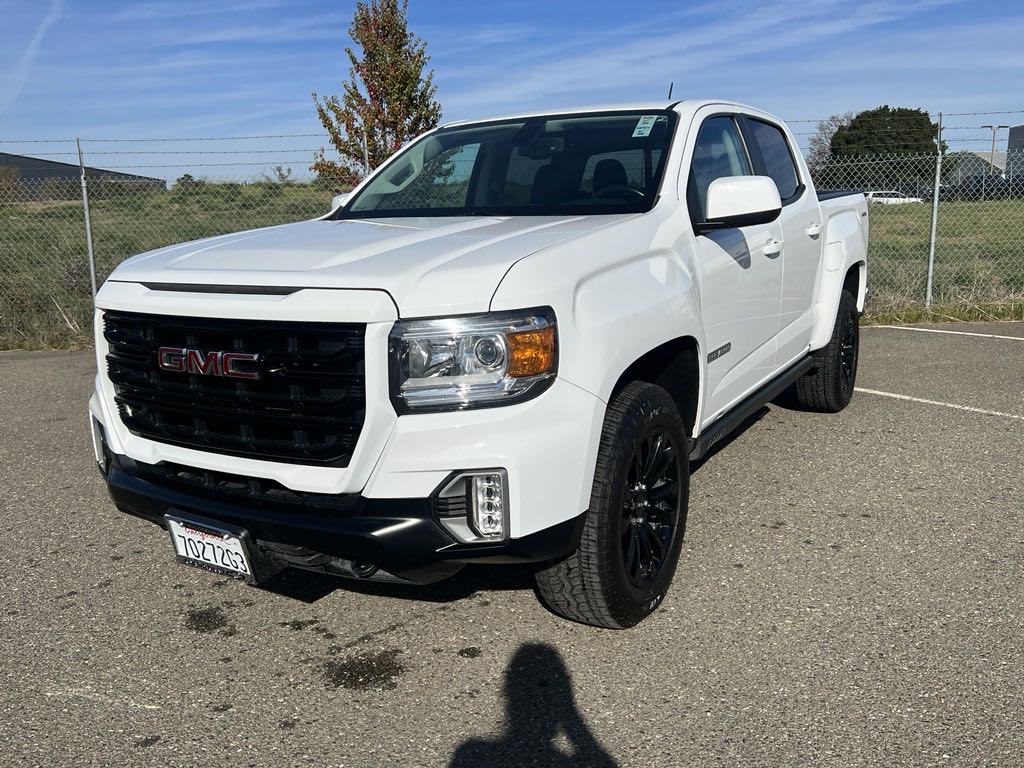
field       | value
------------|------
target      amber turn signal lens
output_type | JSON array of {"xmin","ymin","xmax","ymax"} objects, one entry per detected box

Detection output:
[{"xmin": 507, "ymin": 326, "xmax": 557, "ymax": 377}]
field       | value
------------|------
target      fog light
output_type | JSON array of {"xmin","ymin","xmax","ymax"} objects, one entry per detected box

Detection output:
[
  {"xmin": 472, "ymin": 473, "xmax": 506, "ymax": 538},
  {"xmin": 434, "ymin": 469, "xmax": 509, "ymax": 543}
]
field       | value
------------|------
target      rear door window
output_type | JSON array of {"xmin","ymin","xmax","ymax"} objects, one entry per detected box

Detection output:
[{"xmin": 747, "ymin": 119, "xmax": 801, "ymax": 202}]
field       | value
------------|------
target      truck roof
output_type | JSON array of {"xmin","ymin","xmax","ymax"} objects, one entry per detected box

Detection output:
[{"xmin": 438, "ymin": 100, "xmax": 768, "ymax": 129}]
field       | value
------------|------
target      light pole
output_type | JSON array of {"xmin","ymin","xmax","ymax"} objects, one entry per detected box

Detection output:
[{"xmin": 979, "ymin": 124, "xmax": 1009, "ymax": 201}]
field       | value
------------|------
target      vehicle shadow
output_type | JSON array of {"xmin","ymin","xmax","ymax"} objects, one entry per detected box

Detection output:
[
  {"xmin": 448, "ymin": 642, "xmax": 619, "ymax": 768},
  {"xmin": 258, "ymin": 562, "xmax": 538, "ymax": 604}
]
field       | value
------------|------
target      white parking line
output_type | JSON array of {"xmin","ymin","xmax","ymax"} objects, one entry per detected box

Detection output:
[
  {"xmin": 855, "ymin": 387, "xmax": 1024, "ymax": 421},
  {"xmin": 870, "ymin": 325, "xmax": 1024, "ymax": 341}
]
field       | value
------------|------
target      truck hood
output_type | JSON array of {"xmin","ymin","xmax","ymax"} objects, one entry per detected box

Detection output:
[{"xmin": 108, "ymin": 214, "xmax": 634, "ymax": 317}]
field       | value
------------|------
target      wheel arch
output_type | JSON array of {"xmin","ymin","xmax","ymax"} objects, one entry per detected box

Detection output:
[
  {"xmin": 609, "ymin": 336, "xmax": 702, "ymax": 439},
  {"xmin": 844, "ymin": 260, "xmax": 866, "ymax": 312}
]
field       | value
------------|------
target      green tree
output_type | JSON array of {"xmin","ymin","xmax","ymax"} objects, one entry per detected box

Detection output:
[
  {"xmin": 311, "ymin": 0, "xmax": 442, "ymax": 187},
  {"xmin": 830, "ymin": 105, "xmax": 941, "ymax": 156}
]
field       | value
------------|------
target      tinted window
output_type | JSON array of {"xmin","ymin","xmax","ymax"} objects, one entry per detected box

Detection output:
[
  {"xmin": 688, "ymin": 116, "xmax": 752, "ymax": 219},
  {"xmin": 375, "ymin": 143, "xmax": 481, "ymax": 210},
  {"xmin": 342, "ymin": 111, "xmax": 676, "ymax": 217},
  {"xmin": 581, "ymin": 149, "xmax": 644, "ymax": 193},
  {"xmin": 749, "ymin": 119, "xmax": 800, "ymax": 200}
]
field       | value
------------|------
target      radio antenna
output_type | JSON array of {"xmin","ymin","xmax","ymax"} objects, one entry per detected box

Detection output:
[{"xmin": 667, "ymin": 82, "xmax": 674, "ymax": 99}]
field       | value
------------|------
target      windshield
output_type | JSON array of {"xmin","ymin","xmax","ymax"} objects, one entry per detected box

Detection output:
[{"xmin": 335, "ymin": 111, "xmax": 677, "ymax": 218}]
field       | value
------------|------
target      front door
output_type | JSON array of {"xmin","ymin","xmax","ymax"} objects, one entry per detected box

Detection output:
[{"xmin": 687, "ymin": 112, "xmax": 784, "ymax": 423}]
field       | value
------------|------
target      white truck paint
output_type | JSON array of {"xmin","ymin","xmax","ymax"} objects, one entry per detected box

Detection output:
[{"xmin": 90, "ymin": 100, "xmax": 868, "ymax": 628}]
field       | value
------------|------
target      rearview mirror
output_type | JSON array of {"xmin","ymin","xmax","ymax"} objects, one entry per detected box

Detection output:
[
  {"xmin": 517, "ymin": 137, "xmax": 565, "ymax": 159},
  {"xmin": 697, "ymin": 176, "xmax": 781, "ymax": 233},
  {"xmin": 331, "ymin": 192, "xmax": 351, "ymax": 210}
]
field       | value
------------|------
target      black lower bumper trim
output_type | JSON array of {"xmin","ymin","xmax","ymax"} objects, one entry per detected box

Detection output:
[{"xmin": 104, "ymin": 452, "xmax": 585, "ymax": 584}]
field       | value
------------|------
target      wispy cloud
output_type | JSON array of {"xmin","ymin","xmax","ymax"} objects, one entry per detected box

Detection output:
[
  {"xmin": 3, "ymin": 0, "xmax": 1018, "ymax": 180},
  {"xmin": 168, "ymin": 13, "xmax": 349, "ymax": 45},
  {"xmin": 435, "ymin": 0, "xmax": 969, "ymax": 117},
  {"xmin": 108, "ymin": 0, "xmax": 285, "ymax": 22},
  {"xmin": 0, "ymin": 0, "xmax": 63, "ymax": 116}
]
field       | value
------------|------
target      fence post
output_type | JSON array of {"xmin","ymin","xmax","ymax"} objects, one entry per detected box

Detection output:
[
  {"xmin": 925, "ymin": 113, "xmax": 943, "ymax": 308},
  {"xmin": 76, "ymin": 137, "xmax": 98, "ymax": 300}
]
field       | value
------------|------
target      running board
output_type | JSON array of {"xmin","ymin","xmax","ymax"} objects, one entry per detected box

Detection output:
[{"xmin": 688, "ymin": 356, "xmax": 813, "ymax": 462}]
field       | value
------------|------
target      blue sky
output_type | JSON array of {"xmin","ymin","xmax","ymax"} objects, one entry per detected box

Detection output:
[{"xmin": 2, "ymin": 0, "xmax": 1022, "ymax": 180}]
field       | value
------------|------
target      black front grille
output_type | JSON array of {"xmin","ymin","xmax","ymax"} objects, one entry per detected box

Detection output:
[
  {"xmin": 128, "ymin": 459, "xmax": 360, "ymax": 515},
  {"xmin": 103, "ymin": 310, "xmax": 366, "ymax": 466}
]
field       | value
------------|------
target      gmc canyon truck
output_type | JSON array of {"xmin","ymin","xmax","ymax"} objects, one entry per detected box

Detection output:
[{"xmin": 90, "ymin": 101, "xmax": 868, "ymax": 629}]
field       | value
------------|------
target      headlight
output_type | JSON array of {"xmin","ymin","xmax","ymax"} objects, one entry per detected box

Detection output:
[{"xmin": 389, "ymin": 307, "xmax": 557, "ymax": 413}]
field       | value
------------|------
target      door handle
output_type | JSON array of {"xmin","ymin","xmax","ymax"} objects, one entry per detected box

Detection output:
[
  {"xmin": 805, "ymin": 222, "xmax": 822, "ymax": 237},
  {"xmin": 762, "ymin": 239, "xmax": 783, "ymax": 257}
]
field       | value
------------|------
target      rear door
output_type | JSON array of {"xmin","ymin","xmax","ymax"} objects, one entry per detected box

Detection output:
[
  {"xmin": 686, "ymin": 112, "xmax": 784, "ymax": 423},
  {"xmin": 741, "ymin": 115, "xmax": 822, "ymax": 366}
]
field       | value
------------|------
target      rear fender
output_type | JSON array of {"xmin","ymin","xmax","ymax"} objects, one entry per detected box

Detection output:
[{"xmin": 809, "ymin": 208, "xmax": 867, "ymax": 350}]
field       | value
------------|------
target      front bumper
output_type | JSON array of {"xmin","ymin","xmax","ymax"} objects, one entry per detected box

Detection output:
[
  {"xmin": 102, "ymin": 449, "xmax": 586, "ymax": 584},
  {"xmin": 90, "ymin": 283, "xmax": 607, "ymax": 581}
]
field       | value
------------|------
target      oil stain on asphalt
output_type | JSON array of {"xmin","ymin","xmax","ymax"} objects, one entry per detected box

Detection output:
[
  {"xmin": 322, "ymin": 649, "xmax": 405, "ymax": 690},
  {"xmin": 183, "ymin": 606, "xmax": 237, "ymax": 637}
]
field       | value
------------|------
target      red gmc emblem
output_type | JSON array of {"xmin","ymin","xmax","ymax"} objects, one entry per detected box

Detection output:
[{"xmin": 157, "ymin": 347, "xmax": 261, "ymax": 380}]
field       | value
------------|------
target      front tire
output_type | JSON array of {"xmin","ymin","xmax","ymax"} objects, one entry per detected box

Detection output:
[
  {"xmin": 535, "ymin": 382, "xmax": 689, "ymax": 629},
  {"xmin": 790, "ymin": 289, "xmax": 859, "ymax": 413}
]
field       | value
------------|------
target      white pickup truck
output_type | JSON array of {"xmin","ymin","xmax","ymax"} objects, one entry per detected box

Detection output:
[{"xmin": 89, "ymin": 101, "xmax": 868, "ymax": 629}]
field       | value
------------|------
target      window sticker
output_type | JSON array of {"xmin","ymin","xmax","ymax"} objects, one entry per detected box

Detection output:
[{"xmin": 632, "ymin": 115, "xmax": 659, "ymax": 138}]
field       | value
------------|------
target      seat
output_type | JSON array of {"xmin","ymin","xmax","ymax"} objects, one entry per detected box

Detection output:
[
  {"xmin": 531, "ymin": 164, "xmax": 560, "ymax": 204},
  {"xmin": 593, "ymin": 159, "xmax": 628, "ymax": 195}
]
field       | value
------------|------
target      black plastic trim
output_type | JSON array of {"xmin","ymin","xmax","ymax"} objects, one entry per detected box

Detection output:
[
  {"xmin": 817, "ymin": 189, "xmax": 865, "ymax": 201},
  {"xmin": 137, "ymin": 283, "xmax": 303, "ymax": 295},
  {"xmin": 689, "ymin": 355, "xmax": 813, "ymax": 462},
  {"xmin": 694, "ymin": 206, "xmax": 782, "ymax": 234},
  {"xmin": 102, "ymin": 451, "xmax": 585, "ymax": 582}
]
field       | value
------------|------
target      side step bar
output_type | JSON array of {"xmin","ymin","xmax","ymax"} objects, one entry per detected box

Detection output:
[{"xmin": 688, "ymin": 355, "xmax": 813, "ymax": 462}]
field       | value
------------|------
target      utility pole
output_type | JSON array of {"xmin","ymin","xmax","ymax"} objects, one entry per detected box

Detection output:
[{"xmin": 979, "ymin": 124, "xmax": 1008, "ymax": 200}]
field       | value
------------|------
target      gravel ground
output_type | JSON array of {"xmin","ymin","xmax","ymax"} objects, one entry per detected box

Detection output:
[{"xmin": 1, "ymin": 322, "xmax": 1021, "ymax": 767}]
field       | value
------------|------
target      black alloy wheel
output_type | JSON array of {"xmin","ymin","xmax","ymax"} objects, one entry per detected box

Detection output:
[{"xmin": 621, "ymin": 429, "xmax": 681, "ymax": 588}]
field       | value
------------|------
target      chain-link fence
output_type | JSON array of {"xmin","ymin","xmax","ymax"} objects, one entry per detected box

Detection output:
[
  {"xmin": 812, "ymin": 150, "xmax": 1024, "ymax": 312},
  {"xmin": 0, "ymin": 176, "xmax": 338, "ymax": 347},
  {"xmin": 2, "ymin": 150, "xmax": 1024, "ymax": 348}
]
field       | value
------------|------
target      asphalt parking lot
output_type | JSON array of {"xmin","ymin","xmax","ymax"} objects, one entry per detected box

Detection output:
[{"xmin": 1, "ymin": 322, "xmax": 1022, "ymax": 768}]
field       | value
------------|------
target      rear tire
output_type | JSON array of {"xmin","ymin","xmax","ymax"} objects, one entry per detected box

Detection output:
[
  {"xmin": 790, "ymin": 289, "xmax": 859, "ymax": 412},
  {"xmin": 535, "ymin": 382, "xmax": 689, "ymax": 629}
]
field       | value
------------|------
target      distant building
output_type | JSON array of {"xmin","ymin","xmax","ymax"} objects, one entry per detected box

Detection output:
[
  {"xmin": 945, "ymin": 150, "xmax": 1006, "ymax": 182},
  {"xmin": 1008, "ymin": 125, "xmax": 1024, "ymax": 180},
  {"xmin": 1010, "ymin": 125, "xmax": 1024, "ymax": 151},
  {"xmin": 0, "ymin": 152, "xmax": 164, "ymax": 189}
]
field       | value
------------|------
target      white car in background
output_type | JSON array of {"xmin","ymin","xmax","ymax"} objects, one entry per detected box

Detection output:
[{"xmin": 866, "ymin": 190, "xmax": 924, "ymax": 205}]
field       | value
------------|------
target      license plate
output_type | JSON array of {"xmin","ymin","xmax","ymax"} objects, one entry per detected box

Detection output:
[{"xmin": 165, "ymin": 514, "xmax": 254, "ymax": 582}]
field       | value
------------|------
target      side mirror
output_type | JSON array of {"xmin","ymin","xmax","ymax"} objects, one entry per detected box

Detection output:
[
  {"xmin": 697, "ymin": 176, "xmax": 781, "ymax": 233},
  {"xmin": 331, "ymin": 191, "xmax": 351, "ymax": 210}
]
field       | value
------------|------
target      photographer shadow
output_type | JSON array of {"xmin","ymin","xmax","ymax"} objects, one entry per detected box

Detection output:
[{"xmin": 449, "ymin": 642, "xmax": 619, "ymax": 768}]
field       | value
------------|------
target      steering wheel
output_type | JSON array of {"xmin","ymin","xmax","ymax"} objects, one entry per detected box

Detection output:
[{"xmin": 595, "ymin": 184, "xmax": 646, "ymax": 200}]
